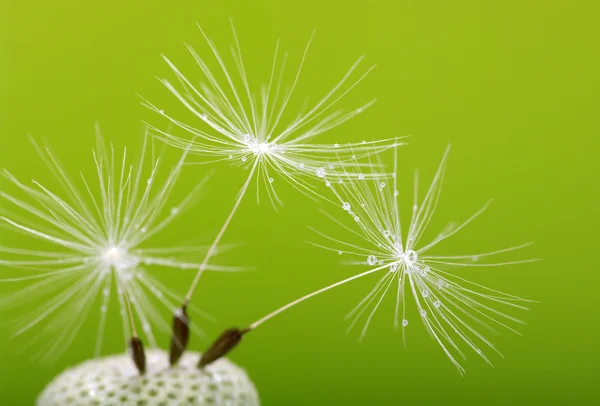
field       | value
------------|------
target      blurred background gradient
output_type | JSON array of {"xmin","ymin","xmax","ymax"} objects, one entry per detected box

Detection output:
[{"xmin": 1, "ymin": 0, "xmax": 598, "ymax": 405}]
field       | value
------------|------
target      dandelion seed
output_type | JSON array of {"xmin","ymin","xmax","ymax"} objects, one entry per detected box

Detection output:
[
  {"xmin": 0, "ymin": 131, "xmax": 224, "ymax": 361},
  {"xmin": 233, "ymin": 146, "xmax": 537, "ymax": 374},
  {"xmin": 138, "ymin": 22, "xmax": 401, "ymax": 364},
  {"xmin": 142, "ymin": 23, "xmax": 398, "ymax": 207},
  {"xmin": 302, "ymin": 145, "xmax": 538, "ymax": 373}
]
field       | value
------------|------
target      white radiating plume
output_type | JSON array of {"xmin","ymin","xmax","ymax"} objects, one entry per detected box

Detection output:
[
  {"xmin": 0, "ymin": 129, "xmax": 238, "ymax": 361},
  {"xmin": 142, "ymin": 22, "xmax": 399, "ymax": 206},
  {"xmin": 310, "ymin": 146, "xmax": 538, "ymax": 374}
]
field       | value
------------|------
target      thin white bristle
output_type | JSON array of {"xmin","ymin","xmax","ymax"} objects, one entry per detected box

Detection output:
[
  {"xmin": 311, "ymin": 146, "xmax": 535, "ymax": 373},
  {"xmin": 0, "ymin": 131, "xmax": 227, "ymax": 360}
]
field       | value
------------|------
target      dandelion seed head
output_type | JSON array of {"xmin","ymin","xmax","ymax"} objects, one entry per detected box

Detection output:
[
  {"xmin": 37, "ymin": 350, "xmax": 259, "ymax": 406},
  {"xmin": 0, "ymin": 134, "xmax": 217, "ymax": 360},
  {"xmin": 312, "ymin": 146, "xmax": 535, "ymax": 373},
  {"xmin": 143, "ymin": 25, "xmax": 398, "ymax": 207}
]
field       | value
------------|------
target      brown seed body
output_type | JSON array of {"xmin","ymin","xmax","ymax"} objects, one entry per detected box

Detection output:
[
  {"xmin": 129, "ymin": 337, "xmax": 146, "ymax": 375},
  {"xmin": 198, "ymin": 327, "xmax": 248, "ymax": 368},
  {"xmin": 169, "ymin": 305, "xmax": 190, "ymax": 366}
]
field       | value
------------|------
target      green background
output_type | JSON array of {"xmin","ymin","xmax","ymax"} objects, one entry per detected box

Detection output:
[{"xmin": 1, "ymin": 0, "xmax": 598, "ymax": 405}]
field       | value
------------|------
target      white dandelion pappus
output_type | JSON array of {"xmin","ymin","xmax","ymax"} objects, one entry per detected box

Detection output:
[
  {"xmin": 248, "ymin": 146, "xmax": 537, "ymax": 374},
  {"xmin": 141, "ymin": 22, "xmax": 398, "ymax": 306},
  {"xmin": 142, "ymin": 23, "xmax": 397, "ymax": 203},
  {"xmin": 315, "ymin": 146, "xmax": 539, "ymax": 372},
  {"xmin": 0, "ymin": 131, "xmax": 235, "ymax": 361}
]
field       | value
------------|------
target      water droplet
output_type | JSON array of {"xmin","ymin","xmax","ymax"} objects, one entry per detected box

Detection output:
[
  {"xmin": 269, "ymin": 177, "xmax": 274, "ymax": 183},
  {"xmin": 146, "ymin": 178, "xmax": 152, "ymax": 185},
  {"xmin": 228, "ymin": 154, "xmax": 233, "ymax": 159},
  {"xmin": 140, "ymin": 227, "xmax": 147, "ymax": 233},
  {"xmin": 367, "ymin": 255, "xmax": 377, "ymax": 265},
  {"xmin": 299, "ymin": 163, "xmax": 305, "ymax": 169},
  {"xmin": 380, "ymin": 182, "xmax": 386, "ymax": 189},
  {"xmin": 102, "ymin": 288, "xmax": 110, "ymax": 297},
  {"xmin": 362, "ymin": 140, "xmax": 366, "ymax": 144},
  {"xmin": 354, "ymin": 216, "xmax": 360, "ymax": 221},
  {"xmin": 358, "ymin": 174, "xmax": 365, "ymax": 180},
  {"xmin": 343, "ymin": 202, "xmax": 351, "ymax": 211},
  {"xmin": 352, "ymin": 155, "xmax": 356, "ymax": 159},
  {"xmin": 316, "ymin": 168, "xmax": 326, "ymax": 177},
  {"xmin": 170, "ymin": 207, "xmax": 179, "ymax": 216},
  {"xmin": 420, "ymin": 309, "xmax": 427, "ymax": 317},
  {"xmin": 394, "ymin": 190, "xmax": 399, "ymax": 196},
  {"xmin": 338, "ymin": 250, "xmax": 343, "ymax": 255},
  {"xmin": 334, "ymin": 143, "xmax": 339, "ymax": 148},
  {"xmin": 241, "ymin": 156, "xmax": 247, "ymax": 162},
  {"xmin": 389, "ymin": 263, "xmax": 398, "ymax": 272},
  {"xmin": 402, "ymin": 319, "xmax": 409, "ymax": 327},
  {"xmin": 159, "ymin": 109, "xmax": 164, "ymax": 114},
  {"xmin": 406, "ymin": 250, "xmax": 419, "ymax": 263},
  {"xmin": 423, "ymin": 289, "xmax": 430, "ymax": 298},
  {"xmin": 326, "ymin": 181, "xmax": 331, "ymax": 187},
  {"xmin": 101, "ymin": 305, "xmax": 108, "ymax": 313},
  {"xmin": 384, "ymin": 230, "xmax": 390, "ymax": 237},
  {"xmin": 434, "ymin": 300, "xmax": 441, "ymax": 308}
]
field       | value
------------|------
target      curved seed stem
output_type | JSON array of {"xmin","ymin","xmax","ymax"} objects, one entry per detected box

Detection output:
[{"xmin": 184, "ymin": 160, "xmax": 259, "ymax": 303}]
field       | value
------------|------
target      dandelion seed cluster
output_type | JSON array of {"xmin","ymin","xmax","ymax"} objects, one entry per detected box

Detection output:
[
  {"xmin": 37, "ymin": 350, "xmax": 259, "ymax": 406},
  {"xmin": 0, "ymin": 23, "xmax": 537, "ymax": 405}
]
